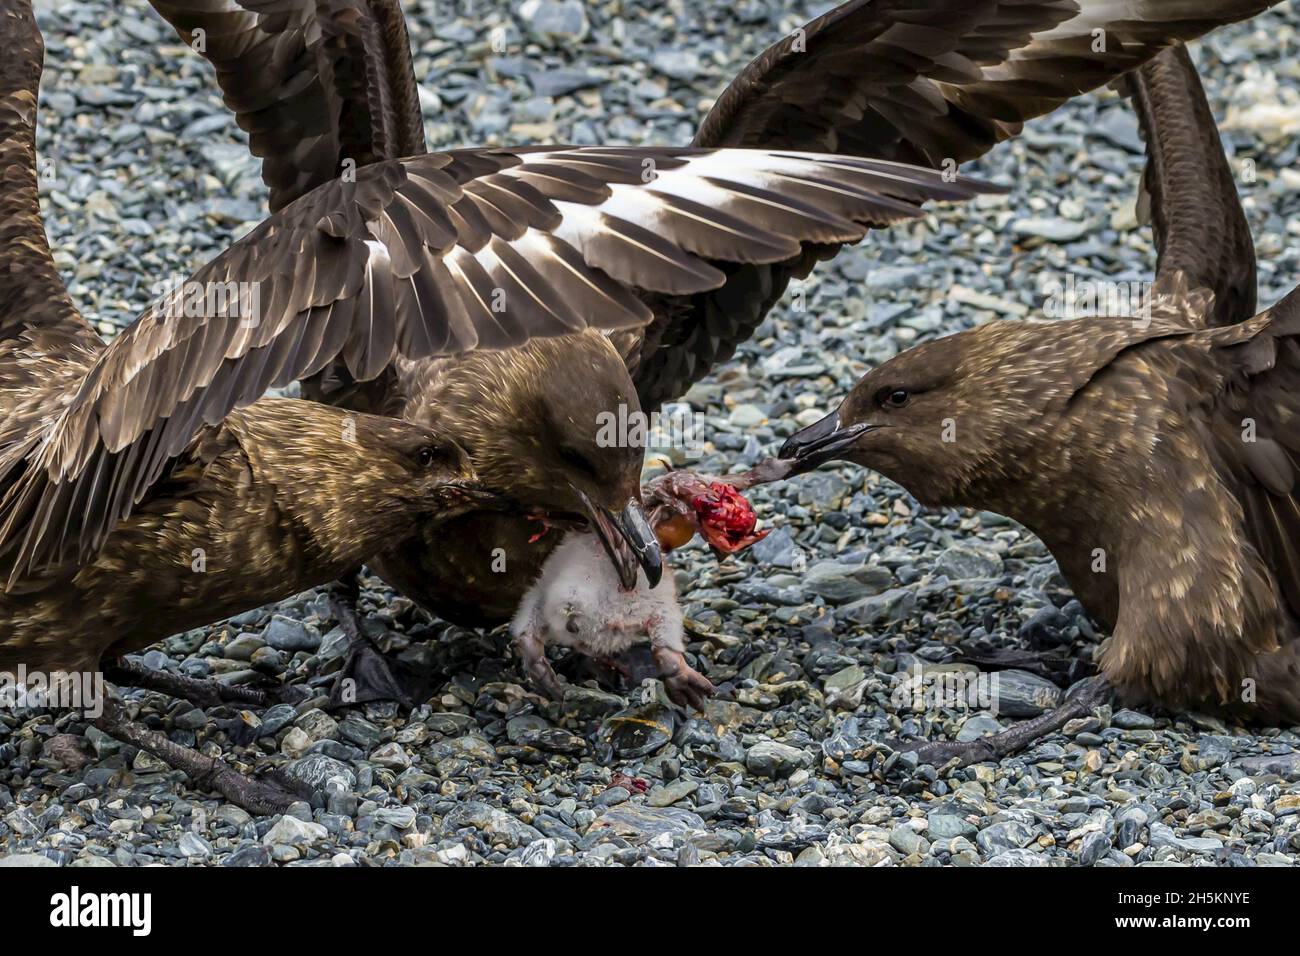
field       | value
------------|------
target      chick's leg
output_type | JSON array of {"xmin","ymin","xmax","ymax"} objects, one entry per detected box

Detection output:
[
  {"xmin": 649, "ymin": 617, "xmax": 714, "ymax": 712},
  {"xmin": 512, "ymin": 600, "xmax": 564, "ymax": 697}
]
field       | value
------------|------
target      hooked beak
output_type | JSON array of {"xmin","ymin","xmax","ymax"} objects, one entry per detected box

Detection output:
[
  {"xmin": 778, "ymin": 411, "xmax": 877, "ymax": 472},
  {"xmin": 574, "ymin": 488, "xmax": 664, "ymax": 591}
]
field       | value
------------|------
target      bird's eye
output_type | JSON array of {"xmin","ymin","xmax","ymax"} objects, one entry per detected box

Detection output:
[
  {"xmin": 876, "ymin": 387, "xmax": 910, "ymax": 409},
  {"xmin": 416, "ymin": 446, "xmax": 437, "ymax": 468}
]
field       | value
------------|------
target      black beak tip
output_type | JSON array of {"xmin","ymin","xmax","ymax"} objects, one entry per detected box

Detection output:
[
  {"xmin": 641, "ymin": 546, "xmax": 663, "ymax": 589},
  {"xmin": 618, "ymin": 499, "xmax": 663, "ymax": 590}
]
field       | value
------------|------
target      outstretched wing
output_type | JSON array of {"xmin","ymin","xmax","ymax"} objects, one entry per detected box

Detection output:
[
  {"xmin": 0, "ymin": 0, "xmax": 99, "ymax": 352},
  {"xmin": 147, "ymin": 0, "xmax": 425, "ymax": 211},
  {"xmin": 695, "ymin": 0, "xmax": 1279, "ymax": 165},
  {"xmin": 629, "ymin": 0, "xmax": 1279, "ymax": 411},
  {"xmin": 0, "ymin": 145, "xmax": 984, "ymax": 578},
  {"xmin": 1120, "ymin": 44, "xmax": 1256, "ymax": 327}
]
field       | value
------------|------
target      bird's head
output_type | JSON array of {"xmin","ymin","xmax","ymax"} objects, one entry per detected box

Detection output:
[
  {"xmin": 411, "ymin": 330, "xmax": 661, "ymax": 589},
  {"xmin": 779, "ymin": 320, "xmax": 1095, "ymax": 507},
  {"xmin": 348, "ymin": 414, "xmax": 502, "ymax": 519}
]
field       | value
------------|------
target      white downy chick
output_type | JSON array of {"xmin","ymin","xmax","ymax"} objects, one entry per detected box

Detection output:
[{"xmin": 510, "ymin": 532, "xmax": 713, "ymax": 709}]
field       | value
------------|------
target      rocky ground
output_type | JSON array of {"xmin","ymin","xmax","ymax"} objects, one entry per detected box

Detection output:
[{"xmin": 3, "ymin": 0, "xmax": 1300, "ymax": 868}]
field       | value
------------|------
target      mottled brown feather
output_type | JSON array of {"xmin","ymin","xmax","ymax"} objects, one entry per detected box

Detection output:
[{"xmin": 146, "ymin": 0, "xmax": 426, "ymax": 212}]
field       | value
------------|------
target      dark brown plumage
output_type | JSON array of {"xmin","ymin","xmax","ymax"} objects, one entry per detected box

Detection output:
[
  {"xmin": 145, "ymin": 0, "xmax": 1272, "ymax": 647},
  {"xmin": 782, "ymin": 44, "xmax": 1300, "ymax": 755},
  {"xmin": 8, "ymin": 3, "xmax": 806, "ymax": 805}
]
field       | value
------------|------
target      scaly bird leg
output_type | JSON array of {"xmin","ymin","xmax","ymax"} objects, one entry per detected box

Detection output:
[
  {"xmin": 105, "ymin": 658, "xmax": 278, "ymax": 709},
  {"xmin": 93, "ymin": 692, "xmax": 297, "ymax": 815},
  {"xmin": 893, "ymin": 677, "xmax": 1112, "ymax": 769}
]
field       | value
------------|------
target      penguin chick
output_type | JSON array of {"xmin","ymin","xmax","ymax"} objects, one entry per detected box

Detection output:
[{"xmin": 510, "ymin": 533, "xmax": 713, "ymax": 710}]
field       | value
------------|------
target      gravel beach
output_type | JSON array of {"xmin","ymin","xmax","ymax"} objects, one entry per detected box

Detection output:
[{"xmin": 3, "ymin": 0, "xmax": 1300, "ymax": 868}]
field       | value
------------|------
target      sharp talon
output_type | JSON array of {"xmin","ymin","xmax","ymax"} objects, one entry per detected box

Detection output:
[
  {"xmin": 662, "ymin": 665, "xmax": 715, "ymax": 713},
  {"xmin": 268, "ymin": 684, "xmax": 312, "ymax": 707},
  {"xmin": 514, "ymin": 633, "xmax": 566, "ymax": 700},
  {"xmin": 655, "ymin": 647, "xmax": 717, "ymax": 712},
  {"xmin": 328, "ymin": 638, "xmax": 420, "ymax": 709},
  {"xmin": 325, "ymin": 574, "xmax": 436, "ymax": 710},
  {"xmin": 264, "ymin": 767, "xmax": 323, "ymax": 806}
]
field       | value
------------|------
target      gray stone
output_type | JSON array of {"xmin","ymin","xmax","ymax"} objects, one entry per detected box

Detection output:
[
  {"xmin": 1112, "ymin": 709, "xmax": 1157, "ymax": 730},
  {"xmin": 648, "ymin": 779, "xmax": 699, "ymax": 807},
  {"xmin": 746, "ymin": 740, "xmax": 812, "ymax": 779},
  {"xmin": 928, "ymin": 814, "xmax": 976, "ymax": 840},
  {"xmin": 803, "ymin": 561, "xmax": 893, "ymax": 603},
  {"xmin": 977, "ymin": 821, "xmax": 1037, "ymax": 856},
  {"xmin": 750, "ymin": 526, "xmax": 798, "ymax": 568},
  {"xmin": 1236, "ymin": 752, "xmax": 1300, "ymax": 780},
  {"xmin": 263, "ymin": 615, "xmax": 319, "ymax": 652},
  {"xmin": 282, "ymin": 754, "xmax": 356, "ymax": 792},
  {"xmin": 889, "ymin": 825, "xmax": 929, "ymax": 856},
  {"xmin": 934, "ymin": 545, "xmax": 1003, "ymax": 580},
  {"xmin": 651, "ymin": 50, "xmax": 702, "ymax": 81},
  {"xmin": 840, "ymin": 587, "xmax": 917, "ymax": 627},
  {"xmin": 956, "ymin": 713, "xmax": 1002, "ymax": 742},
  {"xmin": 263, "ymin": 815, "xmax": 328, "ymax": 847},
  {"xmin": 370, "ymin": 742, "xmax": 411, "ymax": 770},
  {"xmin": 518, "ymin": 0, "xmax": 588, "ymax": 44},
  {"xmin": 590, "ymin": 805, "xmax": 705, "ymax": 844},
  {"xmin": 1011, "ymin": 217, "xmax": 1090, "ymax": 242},
  {"xmin": 992, "ymin": 669, "xmax": 1062, "ymax": 717},
  {"xmin": 986, "ymin": 848, "xmax": 1050, "ymax": 867}
]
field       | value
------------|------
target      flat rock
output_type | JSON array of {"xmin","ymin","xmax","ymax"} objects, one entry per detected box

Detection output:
[{"xmin": 590, "ymin": 805, "xmax": 706, "ymax": 844}]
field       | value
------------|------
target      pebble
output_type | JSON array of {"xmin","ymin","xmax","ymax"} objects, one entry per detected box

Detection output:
[
  {"xmin": 263, "ymin": 816, "xmax": 329, "ymax": 847},
  {"xmin": 746, "ymin": 740, "xmax": 812, "ymax": 778},
  {"xmin": 648, "ymin": 779, "xmax": 699, "ymax": 807},
  {"xmin": 803, "ymin": 561, "xmax": 893, "ymax": 603},
  {"xmin": 263, "ymin": 616, "xmax": 319, "ymax": 652},
  {"xmin": 1011, "ymin": 217, "xmax": 1090, "ymax": 242},
  {"xmin": 934, "ymin": 545, "xmax": 1003, "ymax": 580},
  {"xmin": 590, "ymin": 806, "xmax": 706, "ymax": 844}
]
